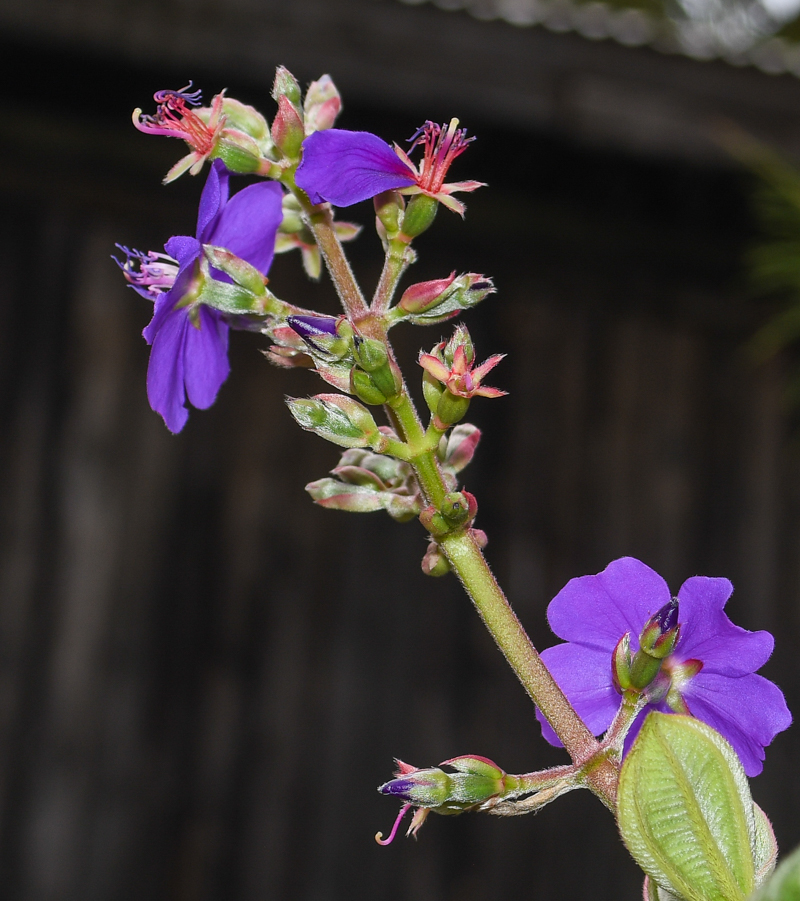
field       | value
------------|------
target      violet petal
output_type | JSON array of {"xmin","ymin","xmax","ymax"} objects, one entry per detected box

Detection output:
[
  {"xmin": 536, "ymin": 642, "xmax": 620, "ymax": 746},
  {"xmin": 295, "ymin": 129, "xmax": 416, "ymax": 206},
  {"xmin": 204, "ymin": 180, "xmax": 284, "ymax": 275},
  {"xmin": 183, "ymin": 306, "xmax": 230, "ymax": 409},
  {"xmin": 676, "ymin": 576, "xmax": 774, "ymax": 676},
  {"xmin": 547, "ymin": 557, "xmax": 670, "ymax": 652},
  {"xmin": 196, "ymin": 159, "xmax": 229, "ymax": 240},
  {"xmin": 146, "ymin": 307, "xmax": 189, "ymax": 433},
  {"xmin": 164, "ymin": 236, "xmax": 202, "ymax": 267},
  {"xmin": 683, "ymin": 671, "xmax": 792, "ymax": 776}
]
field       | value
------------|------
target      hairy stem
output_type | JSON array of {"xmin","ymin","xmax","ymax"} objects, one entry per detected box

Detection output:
[
  {"xmin": 306, "ymin": 198, "xmax": 619, "ymax": 808},
  {"xmin": 304, "ymin": 203, "xmax": 370, "ymax": 321}
]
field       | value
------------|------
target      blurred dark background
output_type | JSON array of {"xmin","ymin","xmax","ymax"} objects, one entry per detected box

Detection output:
[{"xmin": 2, "ymin": 0, "xmax": 800, "ymax": 898}]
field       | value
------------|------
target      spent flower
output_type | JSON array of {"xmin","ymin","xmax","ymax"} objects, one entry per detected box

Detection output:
[{"xmin": 133, "ymin": 85, "xmax": 269, "ymax": 182}]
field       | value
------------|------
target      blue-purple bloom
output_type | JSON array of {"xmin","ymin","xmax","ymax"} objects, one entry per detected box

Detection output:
[
  {"xmin": 119, "ymin": 159, "xmax": 283, "ymax": 433},
  {"xmin": 295, "ymin": 119, "xmax": 484, "ymax": 215},
  {"xmin": 536, "ymin": 557, "xmax": 791, "ymax": 776}
]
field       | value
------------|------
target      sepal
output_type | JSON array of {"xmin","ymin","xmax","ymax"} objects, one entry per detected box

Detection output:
[
  {"xmin": 212, "ymin": 132, "xmax": 264, "ymax": 174},
  {"xmin": 272, "ymin": 95, "xmax": 305, "ymax": 160},
  {"xmin": 203, "ymin": 246, "xmax": 267, "ymax": 296},
  {"xmin": 218, "ymin": 97, "xmax": 272, "ymax": 150}
]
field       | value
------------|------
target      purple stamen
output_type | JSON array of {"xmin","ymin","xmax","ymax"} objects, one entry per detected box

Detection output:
[
  {"xmin": 153, "ymin": 83, "xmax": 203, "ymax": 107},
  {"xmin": 375, "ymin": 803, "xmax": 411, "ymax": 846},
  {"xmin": 113, "ymin": 245, "xmax": 179, "ymax": 300}
]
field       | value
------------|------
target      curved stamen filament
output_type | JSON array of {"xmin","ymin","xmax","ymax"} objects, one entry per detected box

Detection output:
[{"xmin": 374, "ymin": 803, "xmax": 411, "ymax": 846}]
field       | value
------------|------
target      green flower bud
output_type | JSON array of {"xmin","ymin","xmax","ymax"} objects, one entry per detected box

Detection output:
[
  {"xmin": 287, "ymin": 394, "xmax": 379, "ymax": 448},
  {"xmin": 350, "ymin": 367, "xmax": 391, "ymax": 405},
  {"xmin": 272, "ymin": 65, "xmax": 303, "ymax": 107},
  {"xmin": 401, "ymin": 194, "xmax": 438, "ymax": 238}
]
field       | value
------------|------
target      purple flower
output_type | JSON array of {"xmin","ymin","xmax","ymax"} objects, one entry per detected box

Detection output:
[
  {"xmin": 120, "ymin": 159, "xmax": 283, "ymax": 433},
  {"xmin": 295, "ymin": 119, "xmax": 484, "ymax": 215},
  {"xmin": 536, "ymin": 557, "xmax": 791, "ymax": 776}
]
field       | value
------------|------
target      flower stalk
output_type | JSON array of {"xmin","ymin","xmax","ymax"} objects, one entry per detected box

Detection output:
[{"xmin": 292, "ymin": 184, "xmax": 616, "ymax": 805}]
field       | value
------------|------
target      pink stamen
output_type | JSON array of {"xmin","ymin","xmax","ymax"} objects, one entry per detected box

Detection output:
[
  {"xmin": 408, "ymin": 119, "xmax": 475, "ymax": 194},
  {"xmin": 375, "ymin": 803, "xmax": 411, "ymax": 846},
  {"xmin": 134, "ymin": 85, "xmax": 217, "ymax": 153}
]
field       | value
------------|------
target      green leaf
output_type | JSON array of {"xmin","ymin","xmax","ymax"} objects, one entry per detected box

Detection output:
[
  {"xmin": 618, "ymin": 713, "xmax": 756, "ymax": 901},
  {"xmin": 751, "ymin": 843, "xmax": 800, "ymax": 901}
]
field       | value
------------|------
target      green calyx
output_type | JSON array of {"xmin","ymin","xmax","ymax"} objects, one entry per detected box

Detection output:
[{"xmin": 401, "ymin": 194, "xmax": 438, "ymax": 238}]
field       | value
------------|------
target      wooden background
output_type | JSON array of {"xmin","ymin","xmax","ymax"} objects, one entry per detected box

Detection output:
[{"xmin": 0, "ymin": 18, "xmax": 799, "ymax": 901}]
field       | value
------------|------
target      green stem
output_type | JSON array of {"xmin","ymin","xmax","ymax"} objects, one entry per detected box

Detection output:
[
  {"xmin": 305, "ymin": 200, "xmax": 619, "ymax": 808},
  {"xmin": 306, "ymin": 206, "xmax": 370, "ymax": 321},
  {"xmin": 372, "ymin": 239, "xmax": 412, "ymax": 314}
]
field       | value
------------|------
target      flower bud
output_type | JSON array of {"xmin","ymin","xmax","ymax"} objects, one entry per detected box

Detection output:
[
  {"xmin": 374, "ymin": 191, "xmax": 405, "ymax": 238},
  {"xmin": 399, "ymin": 273, "xmax": 457, "ymax": 314},
  {"xmin": 271, "ymin": 95, "xmax": 305, "ymax": 160},
  {"xmin": 379, "ymin": 756, "xmax": 509, "ymax": 812},
  {"xmin": 272, "ymin": 66, "xmax": 303, "ymax": 107},
  {"xmin": 439, "ymin": 423, "xmax": 481, "ymax": 473},
  {"xmin": 422, "ymin": 540, "xmax": 451, "ymax": 577},
  {"xmin": 303, "ymin": 74, "xmax": 342, "ymax": 133},
  {"xmin": 352, "ymin": 337, "xmax": 402, "ymax": 402},
  {"xmin": 639, "ymin": 598, "xmax": 680, "ymax": 660},
  {"xmin": 287, "ymin": 315, "xmax": 352, "ymax": 358},
  {"xmin": 400, "ymin": 273, "xmax": 495, "ymax": 325},
  {"xmin": 287, "ymin": 394, "xmax": 379, "ymax": 448},
  {"xmin": 401, "ymin": 193, "xmax": 438, "ymax": 238},
  {"xmin": 439, "ymin": 491, "xmax": 476, "ymax": 527}
]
